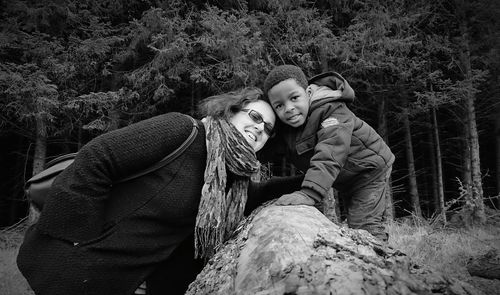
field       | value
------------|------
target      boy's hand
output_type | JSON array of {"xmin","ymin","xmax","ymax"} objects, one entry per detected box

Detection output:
[{"xmin": 275, "ymin": 191, "xmax": 316, "ymax": 206}]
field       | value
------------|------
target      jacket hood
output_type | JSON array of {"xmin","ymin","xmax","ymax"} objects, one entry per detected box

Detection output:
[{"xmin": 307, "ymin": 72, "xmax": 355, "ymax": 106}]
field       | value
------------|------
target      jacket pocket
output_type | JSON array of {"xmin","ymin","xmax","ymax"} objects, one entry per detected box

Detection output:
[
  {"xmin": 342, "ymin": 157, "xmax": 378, "ymax": 173},
  {"xmin": 77, "ymin": 223, "xmax": 118, "ymax": 247},
  {"xmin": 296, "ymin": 135, "xmax": 316, "ymax": 155}
]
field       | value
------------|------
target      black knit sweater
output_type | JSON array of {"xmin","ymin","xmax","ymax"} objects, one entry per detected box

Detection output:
[{"xmin": 17, "ymin": 112, "xmax": 303, "ymax": 295}]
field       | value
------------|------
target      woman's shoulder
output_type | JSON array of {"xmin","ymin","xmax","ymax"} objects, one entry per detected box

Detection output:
[
  {"xmin": 96, "ymin": 112, "xmax": 198, "ymax": 150},
  {"xmin": 147, "ymin": 112, "xmax": 193, "ymax": 123},
  {"xmin": 133, "ymin": 112, "xmax": 197, "ymax": 131}
]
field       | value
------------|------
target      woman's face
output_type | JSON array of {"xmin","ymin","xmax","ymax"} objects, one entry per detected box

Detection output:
[{"xmin": 230, "ymin": 100, "xmax": 276, "ymax": 152}]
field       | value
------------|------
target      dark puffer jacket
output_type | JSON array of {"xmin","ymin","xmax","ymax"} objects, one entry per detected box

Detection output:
[
  {"xmin": 17, "ymin": 112, "xmax": 303, "ymax": 295},
  {"xmin": 278, "ymin": 72, "xmax": 395, "ymax": 198}
]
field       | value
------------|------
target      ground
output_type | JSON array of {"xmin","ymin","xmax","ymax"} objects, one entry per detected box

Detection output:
[{"xmin": 0, "ymin": 210, "xmax": 499, "ymax": 295}]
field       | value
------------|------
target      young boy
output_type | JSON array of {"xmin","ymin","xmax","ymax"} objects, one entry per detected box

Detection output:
[{"xmin": 262, "ymin": 64, "xmax": 394, "ymax": 241}]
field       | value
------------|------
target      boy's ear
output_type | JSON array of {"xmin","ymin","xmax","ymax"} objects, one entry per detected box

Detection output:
[{"xmin": 305, "ymin": 85, "xmax": 315, "ymax": 99}]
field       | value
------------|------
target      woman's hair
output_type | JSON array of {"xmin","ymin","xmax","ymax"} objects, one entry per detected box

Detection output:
[{"xmin": 197, "ymin": 87, "xmax": 264, "ymax": 120}]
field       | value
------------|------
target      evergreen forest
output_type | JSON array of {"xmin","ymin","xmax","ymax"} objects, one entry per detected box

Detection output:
[{"xmin": 1, "ymin": 0, "xmax": 499, "ymax": 228}]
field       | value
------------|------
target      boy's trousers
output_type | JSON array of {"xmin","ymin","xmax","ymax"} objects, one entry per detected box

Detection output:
[{"xmin": 342, "ymin": 166, "xmax": 392, "ymax": 242}]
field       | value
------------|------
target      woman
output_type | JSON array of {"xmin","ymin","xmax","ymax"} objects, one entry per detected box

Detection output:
[{"xmin": 17, "ymin": 87, "xmax": 303, "ymax": 295}]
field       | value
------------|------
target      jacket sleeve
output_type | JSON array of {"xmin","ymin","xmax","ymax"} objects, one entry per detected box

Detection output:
[
  {"xmin": 37, "ymin": 112, "xmax": 195, "ymax": 243},
  {"xmin": 301, "ymin": 105, "xmax": 354, "ymax": 199},
  {"xmin": 245, "ymin": 174, "xmax": 304, "ymax": 215}
]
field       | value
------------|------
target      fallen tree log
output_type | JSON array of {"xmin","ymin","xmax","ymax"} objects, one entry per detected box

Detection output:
[
  {"xmin": 186, "ymin": 203, "xmax": 483, "ymax": 295},
  {"xmin": 467, "ymin": 249, "xmax": 500, "ymax": 280}
]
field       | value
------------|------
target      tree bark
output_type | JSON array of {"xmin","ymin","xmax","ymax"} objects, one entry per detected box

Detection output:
[
  {"xmin": 319, "ymin": 45, "xmax": 329, "ymax": 72},
  {"xmin": 32, "ymin": 109, "xmax": 47, "ymax": 176},
  {"xmin": 467, "ymin": 249, "xmax": 500, "ymax": 280},
  {"xmin": 29, "ymin": 101, "xmax": 48, "ymax": 224},
  {"xmin": 462, "ymin": 66, "xmax": 486, "ymax": 224},
  {"xmin": 457, "ymin": 2, "xmax": 486, "ymax": 224},
  {"xmin": 108, "ymin": 107, "xmax": 121, "ymax": 131},
  {"xmin": 431, "ymin": 106, "xmax": 446, "ymax": 224},
  {"xmin": 462, "ymin": 115, "xmax": 473, "ymax": 198},
  {"xmin": 427, "ymin": 112, "xmax": 439, "ymax": 214},
  {"xmin": 318, "ymin": 188, "xmax": 339, "ymax": 223},
  {"xmin": 378, "ymin": 94, "xmax": 394, "ymax": 221},
  {"xmin": 187, "ymin": 203, "xmax": 482, "ymax": 295},
  {"xmin": 496, "ymin": 105, "xmax": 500, "ymax": 208},
  {"xmin": 402, "ymin": 97, "xmax": 422, "ymax": 218}
]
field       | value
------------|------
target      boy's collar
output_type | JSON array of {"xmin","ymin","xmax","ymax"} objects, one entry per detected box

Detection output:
[
  {"xmin": 308, "ymin": 71, "xmax": 356, "ymax": 101},
  {"xmin": 307, "ymin": 84, "xmax": 343, "ymax": 103}
]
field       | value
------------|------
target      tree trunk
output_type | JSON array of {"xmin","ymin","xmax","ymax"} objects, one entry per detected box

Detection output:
[
  {"xmin": 466, "ymin": 249, "xmax": 500, "ymax": 280},
  {"xmin": 108, "ymin": 107, "xmax": 121, "ymax": 131},
  {"xmin": 457, "ymin": 7, "xmax": 486, "ymax": 224},
  {"xmin": 29, "ymin": 103, "xmax": 48, "ymax": 224},
  {"xmin": 427, "ymin": 112, "xmax": 439, "ymax": 214},
  {"xmin": 32, "ymin": 116, "xmax": 47, "ymax": 176},
  {"xmin": 431, "ymin": 106, "xmax": 446, "ymax": 224},
  {"xmin": 402, "ymin": 98, "xmax": 422, "ymax": 218},
  {"xmin": 462, "ymin": 116, "xmax": 473, "ymax": 198},
  {"xmin": 318, "ymin": 188, "xmax": 339, "ymax": 223},
  {"xmin": 187, "ymin": 203, "xmax": 482, "ymax": 295},
  {"xmin": 78, "ymin": 126, "xmax": 84, "ymax": 150},
  {"xmin": 319, "ymin": 46, "xmax": 329, "ymax": 72},
  {"xmin": 496, "ymin": 105, "xmax": 500, "ymax": 208},
  {"xmin": 191, "ymin": 85, "xmax": 203, "ymax": 117},
  {"xmin": 378, "ymin": 94, "xmax": 394, "ymax": 221},
  {"xmin": 463, "ymin": 72, "xmax": 486, "ymax": 224}
]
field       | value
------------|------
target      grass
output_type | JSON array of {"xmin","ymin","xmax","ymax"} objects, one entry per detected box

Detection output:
[
  {"xmin": 1, "ymin": 216, "xmax": 499, "ymax": 295},
  {"xmin": 0, "ymin": 247, "xmax": 33, "ymax": 295},
  {"xmin": 387, "ymin": 218, "xmax": 500, "ymax": 294},
  {"xmin": 0, "ymin": 220, "xmax": 34, "ymax": 295}
]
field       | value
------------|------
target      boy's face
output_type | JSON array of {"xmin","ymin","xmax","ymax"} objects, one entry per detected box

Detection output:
[{"xmin": 267, "ymin": 78, "xmax": 310, "ymax": 127}]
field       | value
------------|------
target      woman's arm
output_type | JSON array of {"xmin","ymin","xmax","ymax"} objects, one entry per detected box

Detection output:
[
  {"xmin": 37, "ymin": 112, "xmax": 195, "ymax": 243},
  {"xmin": 245, "ymin": 174, "xmax": 304, "ymax": 214}
]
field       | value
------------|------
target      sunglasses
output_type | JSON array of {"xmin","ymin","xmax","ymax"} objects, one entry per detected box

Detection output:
[{"xmin": 241, "ymin": 109, "xmax": 274, "ymax": 137}]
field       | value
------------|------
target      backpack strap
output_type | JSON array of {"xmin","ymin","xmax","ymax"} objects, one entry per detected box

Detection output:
[
  {"xmin": 117, "ymin": 115, "xmax": 199, "ymax": 183},
  {"xmin": 26, "ymin": 115, "xmax": 200, "ymax": 211}
]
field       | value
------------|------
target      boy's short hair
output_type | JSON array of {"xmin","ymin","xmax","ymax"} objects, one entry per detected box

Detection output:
[{"xmin": 263, "ymin": 65, "xmax": 308, "ymax": 95}]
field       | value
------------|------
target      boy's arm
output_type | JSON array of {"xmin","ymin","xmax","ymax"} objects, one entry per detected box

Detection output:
[
  {"xmin": 277, "ymin": 107, "xmax": 354, "ymax": 205},
  {"xmin": 301, "ymin": 116, "xmax": 353, "ymax": 199}
]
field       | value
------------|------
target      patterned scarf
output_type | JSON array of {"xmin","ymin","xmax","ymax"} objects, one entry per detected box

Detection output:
[{"xmin": 195, "ymin": 116, "xmax": 260, "ymax": 260}]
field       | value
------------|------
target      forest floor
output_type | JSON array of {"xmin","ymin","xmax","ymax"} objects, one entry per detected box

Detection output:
[
  {"xmin": 387, "ymin": 208, "xmax": 500, "ymax": 295},
  {"xmin": 0, "ymin": 219, "xmax": 34, "ymax": 295},
  {"xmin": 0, "ymin": 210, "xmax": 499, "ymax": 295}
]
